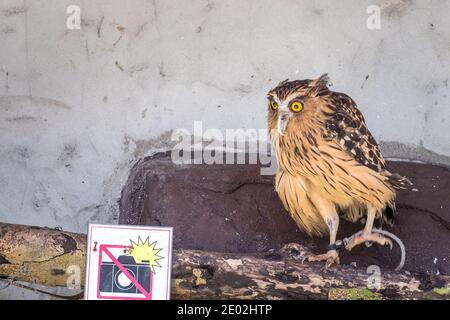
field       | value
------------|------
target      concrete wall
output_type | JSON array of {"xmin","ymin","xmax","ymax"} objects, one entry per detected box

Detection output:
[{"xmin": 1, "ymin": 0, "xmax": 449, "ymax": 236}]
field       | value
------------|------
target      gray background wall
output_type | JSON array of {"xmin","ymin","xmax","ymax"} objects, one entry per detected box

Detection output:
[{"xmin": 1, "ymin": 0, "xmax": 449, "ymax": 240}]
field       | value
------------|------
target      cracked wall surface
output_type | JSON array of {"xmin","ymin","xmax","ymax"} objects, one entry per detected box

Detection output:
[{"xmin": 0, "ymin": 0, "xmax": 449, "ymax": 240}]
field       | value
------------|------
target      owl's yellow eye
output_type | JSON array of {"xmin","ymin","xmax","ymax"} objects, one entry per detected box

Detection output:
[
  {"xmin": 290, "ymin": 101, "xmax": 303, "ymax": 113},
  {"xmin": 270, "ymin": 101, "xmax": 278, "ymax": 110}
]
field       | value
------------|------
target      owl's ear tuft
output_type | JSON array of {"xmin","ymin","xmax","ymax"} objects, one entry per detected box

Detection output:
[
  {"xmin": 316, "ymin": 73, "xmax": 330, "ymax": 86},
  {"xmin": 277, "ymin": 78, "xmax": 289, "ymax": 86},
  {"xmin": 307, "ymin": 73, "xmax": 331, "ymax": 97}
]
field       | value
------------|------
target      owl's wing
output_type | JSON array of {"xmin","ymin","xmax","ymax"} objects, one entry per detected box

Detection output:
[{"xmin": 323, "ymin": 92, "xmax": 386, "ymax": 172}]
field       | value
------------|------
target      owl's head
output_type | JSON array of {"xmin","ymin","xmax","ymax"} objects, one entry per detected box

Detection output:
[{"xmin": 267, "ymin": 74, "xmax": 330, "ymax": 136}]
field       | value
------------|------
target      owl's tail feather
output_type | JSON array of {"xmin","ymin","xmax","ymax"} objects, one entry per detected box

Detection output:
[{"xmin": 383, "ymin": 170, "xmax": 414, "ymax": 190}]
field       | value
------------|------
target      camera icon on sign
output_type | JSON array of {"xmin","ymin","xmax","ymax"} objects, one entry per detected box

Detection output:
[{"xmin": 99, "ymin": 255, "xmax": 152, "ymax": 295}]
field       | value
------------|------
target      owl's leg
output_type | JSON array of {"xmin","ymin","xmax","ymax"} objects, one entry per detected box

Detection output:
[
  {"xmin": 308, "ymin": 209, "xmax": 340, "ymax": 268},
  {"xmin": 345, "ymin": 206, "xmax": 393, "ymax": 251}
]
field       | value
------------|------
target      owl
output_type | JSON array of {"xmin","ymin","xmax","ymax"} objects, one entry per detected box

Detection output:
[{"xmin": 267, "ymin": 74, "xmax": 412, "ymax": 266}]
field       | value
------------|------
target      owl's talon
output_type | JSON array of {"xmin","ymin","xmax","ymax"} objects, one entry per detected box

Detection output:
[
  {"xmin": 388, "ymin": 239, "xmax": 393, "ymax": 250},
  {"xmin": 345, "ymin": 233, "xmax": 393, "ymax": 251},
  {"xmin": 308, "ymin": 249, "xmax": 340, "ymax": 268}
]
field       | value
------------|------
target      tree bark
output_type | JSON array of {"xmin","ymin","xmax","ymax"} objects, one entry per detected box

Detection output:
[{"xmin": 0, "ymin": 222, "xmax": 449, "ymax": 300}]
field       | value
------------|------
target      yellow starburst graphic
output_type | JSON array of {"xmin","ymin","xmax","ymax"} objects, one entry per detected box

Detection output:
[{"xmin": 129, "ymin": 236, "xmax": 164, "ymax": 273}]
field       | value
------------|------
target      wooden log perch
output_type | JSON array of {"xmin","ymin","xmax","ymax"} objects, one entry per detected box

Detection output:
[{"xmin": 1, "ymin": 222, "xmax": 449, "ymax": 300}]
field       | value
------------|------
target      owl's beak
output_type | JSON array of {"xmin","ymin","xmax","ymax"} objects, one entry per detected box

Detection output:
[{"xmin": 277, "ymin": 112, "xmax": 291, "ymax": 136}]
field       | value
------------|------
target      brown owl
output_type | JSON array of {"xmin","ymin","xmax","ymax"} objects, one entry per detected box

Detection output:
[{"xmin": 267, "ymin": 74, "xmax": 412, "ymax": 266}]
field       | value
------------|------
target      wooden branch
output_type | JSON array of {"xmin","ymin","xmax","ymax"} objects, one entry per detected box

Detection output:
[
  {"xmin": 1, "ymin": 222, "xmax": 449, "ymax": 299},
  {"xmin": 0, "ymin": 223, "xmax": 86, "ymax": 287}
]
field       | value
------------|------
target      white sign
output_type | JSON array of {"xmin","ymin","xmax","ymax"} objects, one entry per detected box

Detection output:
[{"xmin": 84, "ymin": 224, "xmax": 173, "ymax": 300}]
